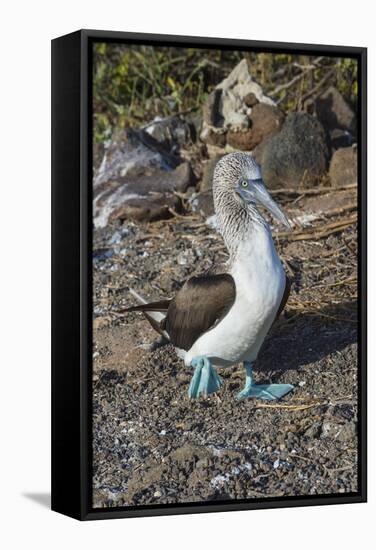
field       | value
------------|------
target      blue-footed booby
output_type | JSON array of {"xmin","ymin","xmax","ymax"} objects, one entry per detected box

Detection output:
[{"xmin": 124, "ymin": 152, "xmax": 293, "ymax": 401}]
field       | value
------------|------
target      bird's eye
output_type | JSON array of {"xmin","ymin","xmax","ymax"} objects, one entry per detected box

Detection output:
[{"xmin": 241, "ymin": 179, "xmax": 248, "ymax": 188}]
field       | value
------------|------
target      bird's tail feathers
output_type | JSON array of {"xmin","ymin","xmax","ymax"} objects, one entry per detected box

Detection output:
[{"xmin": 120, "ymin": 288, "xmax": 170, "ymax": 340}]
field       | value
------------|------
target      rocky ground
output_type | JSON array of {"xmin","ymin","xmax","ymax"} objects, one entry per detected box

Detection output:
[
  {"xmin": 92, "ymin": 188, "xmax": 358, "ymax": 508},
  {"xmin": 91, "ymin": 57, "xmax": 359, "ymax": 508}
]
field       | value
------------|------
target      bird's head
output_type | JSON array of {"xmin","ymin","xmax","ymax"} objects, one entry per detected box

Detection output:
[{"xmin": 213, "ymin": 152, "xmax": 291, "ymax": 229}]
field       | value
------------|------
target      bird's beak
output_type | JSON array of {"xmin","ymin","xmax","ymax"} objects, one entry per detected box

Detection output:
[{"xmin": 237, "ymin": 179, "xmax": 291, "ymax": 229}]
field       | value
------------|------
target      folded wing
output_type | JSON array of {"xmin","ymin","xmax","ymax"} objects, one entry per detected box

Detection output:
[{"xmin": 163, "ymin": 273, "xmax": 236, "ymax": 351}]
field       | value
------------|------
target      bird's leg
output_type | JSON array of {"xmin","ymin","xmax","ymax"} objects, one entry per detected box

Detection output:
[
  {"xmin": 188, "ymin": 356, "xmax": 223, "ymax": 398},
  {"xmin": 236, "ymin": 362, "xmax": 293, "ymax": 401}
]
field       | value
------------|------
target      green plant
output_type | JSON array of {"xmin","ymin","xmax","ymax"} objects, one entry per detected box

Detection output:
[{"xmin": 92, "ymin": 44, "xmax": 358, "ymax": 144}]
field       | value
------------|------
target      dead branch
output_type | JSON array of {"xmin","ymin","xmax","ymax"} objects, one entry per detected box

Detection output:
[
  {"xmin": 275, "ymin": 214, "xmax": 357, "ymax": 241},
  {"xmin": 301, "ymin": 68, "xmax": 336, "ymax": 104},
  {"xmin": 318, "ymin": 201, "xmax": 357, "ymax": 218},
  {"xmin": 270, "ymin": 183, "xmax": 357, "ymax": 196},
  {"xmin": 269, "ymin": 56, "xmax": 324, "ymax": 98}
]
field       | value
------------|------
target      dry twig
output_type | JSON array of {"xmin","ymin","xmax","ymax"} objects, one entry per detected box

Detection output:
[
  {"xmin": 269, "ymin": 56, "xmax": 324, "ymax": 97},
  {"xmin": 270, "ymin": 183, "xmax": 357, "ymax": 196}
]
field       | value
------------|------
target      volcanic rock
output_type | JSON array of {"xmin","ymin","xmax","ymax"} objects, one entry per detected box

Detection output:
[{"xmin": 258, "ymin": 112, "xmax": 330, "ymax": 188}]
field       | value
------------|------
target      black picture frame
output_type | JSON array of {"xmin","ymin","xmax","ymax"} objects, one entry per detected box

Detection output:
[{"xmin": 51, "ymin": 29, "xmax": 367, "ymax": 521}]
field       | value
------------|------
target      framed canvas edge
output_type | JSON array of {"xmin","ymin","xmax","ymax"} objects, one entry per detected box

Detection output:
[
  {"xmin": 82, "ymin": 494, "xmax": 365, "ymax": 521},
  {"xmin": 79, "ymin": 28, "xmax": 366, "ymax": 56},
  {"xmin": 358, "ymin": 44, "xmax": 367, "ymax": 503},
  {"xmin": 52, "ymin": 29, "xmax": 367, "ymax": 521},
  {"xmin": 52, "ymin": 29, "xmax": 83, "ymax": 521}
]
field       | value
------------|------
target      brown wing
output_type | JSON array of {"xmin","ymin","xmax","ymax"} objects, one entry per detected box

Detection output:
[
  {"xmin": 162, "ymin": 273, "xmax": 236, "ymax": 351},
  {"xmin": 275, "ymin": 274, "xmax": 291, "ymax": 320}
]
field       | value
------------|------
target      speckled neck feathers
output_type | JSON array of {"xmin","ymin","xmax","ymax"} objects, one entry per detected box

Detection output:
[{"xmin": 213, "ymin": 153, "xmax": 269, "ymax": 259}]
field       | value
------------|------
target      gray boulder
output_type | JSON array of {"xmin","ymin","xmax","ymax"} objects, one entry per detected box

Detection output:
[
  {"xmin": 94, "ymin": 158, "xmax": 195, "ymax": 227},
  {"xmin": 94, "ymin": 128, "xmax": 179, "ymax": 190},
  {"xmin": 258, "ymin": 112, "xmax": 330, "ymax": 189},
  {"xmin": 145, "ymin": 115, "xmax": 196, "ymax": 152},
  {"xmin": 93, "ymin": 128, "xmax": 197, "ymax": 226}
]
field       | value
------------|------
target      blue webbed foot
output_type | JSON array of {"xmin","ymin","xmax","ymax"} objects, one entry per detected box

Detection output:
[
  {"xmin": 236, "ymin": 383, "xmax": 294, "ymax": 401},
  {"xmin": 236, "ymin": 362, "xmax": 293, "ymax": 401},
  {"xmin": 188, "ymin": 356, "xmax": 223, "ymax": 398}
]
